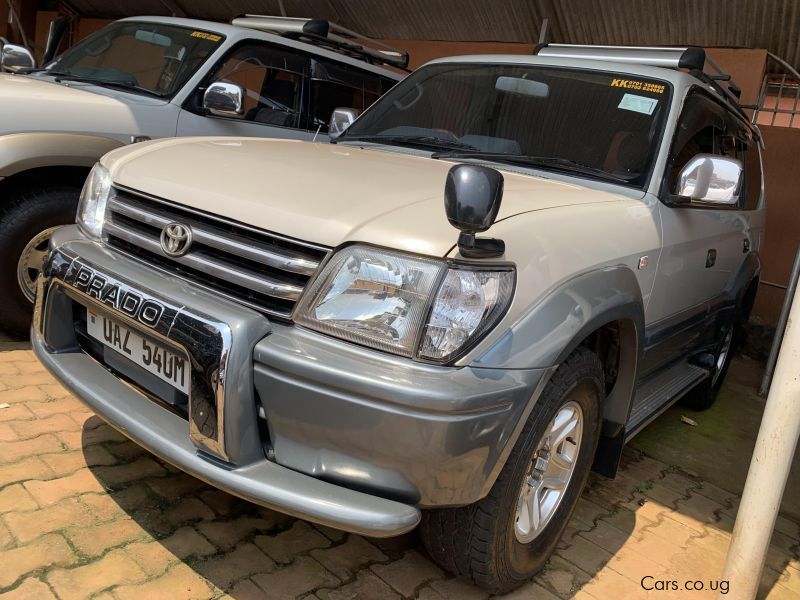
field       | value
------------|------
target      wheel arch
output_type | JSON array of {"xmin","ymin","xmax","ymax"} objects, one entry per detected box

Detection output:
[
  {"xmin": 0, "ymin": 166, "xmax": 92, "ymax": 200},
  {"xmin": 730, "ymin": 252, "xmax": 761, "ymax": 321},
  {"xmin": 472, "ymin": 265, "xmax": 645, "ymax": 483},
  {"xmin": 0, "ymin": 132, "xmax": 122, "ymax": 181}
]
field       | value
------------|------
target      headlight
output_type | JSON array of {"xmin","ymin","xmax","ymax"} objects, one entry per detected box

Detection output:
[
  {"xmin": 295, "ymin": 245, "xmax": 514, "ymax": 362},
  {"xmin": 76, "ymin": 163, "xmax": 112, "ymax": 238},
  {"xmin": 418, "ymin": 267, "xmax": 515, "ymax": 361}
]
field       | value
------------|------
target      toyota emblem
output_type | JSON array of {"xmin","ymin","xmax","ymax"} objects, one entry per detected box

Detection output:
[{"xmin": 160, "ymin": 223, "xmax": 192, "ymax": 257}]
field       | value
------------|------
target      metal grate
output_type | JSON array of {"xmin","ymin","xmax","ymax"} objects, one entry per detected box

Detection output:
[
  {"xmin": 103, "ymin": 187, "xmax": 329, "ymax": 320},
  {"xmin": 753, "ymin": 53, "xmax": 800, "ymax": 129}
]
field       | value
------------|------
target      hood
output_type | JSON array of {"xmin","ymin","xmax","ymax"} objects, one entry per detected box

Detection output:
[
  {"xmin": 0, "ymin": 74, "xmax": 167, "ymax": 137},
  {"xmin": 104, "ymin": 137, "xmax": 624, "ymax": 257}
]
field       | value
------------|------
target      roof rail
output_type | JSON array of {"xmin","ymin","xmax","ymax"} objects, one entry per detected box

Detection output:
[
  {"xmin": 231, "ymin": 15, "xmax": 409, "ymax": 69},
  {"xmin": 534, "ymin": 43, "xmax": 706, "ymax": 70},
  {"xmin": 533, "ymin": 43, "xmax": 748, "ymax": 118}
]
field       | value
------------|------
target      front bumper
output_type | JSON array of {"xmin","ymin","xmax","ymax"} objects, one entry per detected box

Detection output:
[{"xmin": 34, "ymin": 226, "xmax": 548, "ymax": 535}]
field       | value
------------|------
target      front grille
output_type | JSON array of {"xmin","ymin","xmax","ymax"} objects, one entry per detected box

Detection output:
[{"xmin": 104, "ymin": 187, "xmax": 329, "ymax": 319}]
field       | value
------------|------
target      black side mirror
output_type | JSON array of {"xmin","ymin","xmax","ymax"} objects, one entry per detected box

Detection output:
[{"xmin": 444, "ymin": 164, "xmax": 505, "ymax": 258}]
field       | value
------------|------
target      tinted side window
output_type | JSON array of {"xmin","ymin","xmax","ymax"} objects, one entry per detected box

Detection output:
[
  {"xmin": 211, "ymin": 44, "xmax": 307, "ymax": 129},
  {"xmin": 307, "ymin": 59, "xmax": 389, "ymax": 132},
  {"xmin": 666, "ymin": 92, "xmax": 728, "ymax": 192}
]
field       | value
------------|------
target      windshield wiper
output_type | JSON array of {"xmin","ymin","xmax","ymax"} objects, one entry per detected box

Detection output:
[
  {"xmin": 335, "ymin": 135, "xmax": 479, "ymax": 152},
  {"xmin": 52, "ymin": 74, "xmax": 163, "ymax": 98},
  {"xmin": 431, "ymin": 151, "xmax": 634, "ymax": 184}
]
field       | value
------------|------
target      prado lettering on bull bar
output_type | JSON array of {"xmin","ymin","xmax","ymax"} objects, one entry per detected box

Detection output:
[{"xmin": 70, "ymin": 264, "xmax": 165, "ymax": 328}]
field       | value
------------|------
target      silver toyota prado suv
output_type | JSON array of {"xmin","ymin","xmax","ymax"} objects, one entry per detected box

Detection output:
[
  {"xmin": 0, "ymin": 15, "xmax": 403, "ymax": 336},
  {"xmin": 33, "ymin": 44, "xmax": 764, "ymax": 593}
]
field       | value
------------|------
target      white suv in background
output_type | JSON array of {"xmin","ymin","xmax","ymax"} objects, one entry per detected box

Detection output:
[{"xmin": 0, "ymin": 15, "xmax": 403, "ymax": 335}]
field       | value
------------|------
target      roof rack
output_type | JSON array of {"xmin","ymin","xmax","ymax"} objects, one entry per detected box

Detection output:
[
  {"xmin": 231, "ymin": 15, "xmax": 409, "ymax": 69},
  {"xmin": 533, "ymin": 43, "xmax": 748, "ymax": 118}
]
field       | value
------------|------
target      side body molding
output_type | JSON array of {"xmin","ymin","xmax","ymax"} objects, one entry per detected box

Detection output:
[{"xmin": 0, "ymin": 132, "xmax": 124, "ymax": 177}]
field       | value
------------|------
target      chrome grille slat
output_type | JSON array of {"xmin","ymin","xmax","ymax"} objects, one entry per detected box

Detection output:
[
  {"xmin": 107, "ymin": 197, "xmax": 320, "ymax": 276},
  {"xmin": 103, "ymin": 188, "xmax": 328, "ymax": 319}
]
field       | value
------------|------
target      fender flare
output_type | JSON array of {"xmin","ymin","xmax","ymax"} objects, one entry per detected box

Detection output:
[
  {"xmin": 471, "ymin": 265, "xmax": 645, "ymax": 373},
  {"xmin": 728, "ymin": 251, "xmax": 761, "ymax": 317},
  {"xmin": 0, "ymin": 133, "xmax": 124, "ymax": 178},
  {"xmin": 472, "ymin": 266, "xmax": 645, "ymax": 421},
  {"xmin": 471, "ymin": 265, "xmax": 646, "ymax": 492}
]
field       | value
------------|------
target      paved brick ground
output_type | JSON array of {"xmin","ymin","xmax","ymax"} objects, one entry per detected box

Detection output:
[{"xmin": 0, "ymin": 345, "xmax": 798, "ymax": 599}]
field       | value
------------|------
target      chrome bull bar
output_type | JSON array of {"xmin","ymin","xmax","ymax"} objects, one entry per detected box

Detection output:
[{"xmin": 34, "ymin": 237, "xmax": 270, "ymax": 464}]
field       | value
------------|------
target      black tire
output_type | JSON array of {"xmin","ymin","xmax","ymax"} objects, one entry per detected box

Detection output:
[
  {"xmin": 680, "ymin": 319, "xmax": 738, "ymax": 411},
  {"xmin": 0, "ymin": 185, "xmax": 81, "ymax": 337},
  {"xmin": 420, "ymin": 346, "xmax": 605, "ymax": 594}
]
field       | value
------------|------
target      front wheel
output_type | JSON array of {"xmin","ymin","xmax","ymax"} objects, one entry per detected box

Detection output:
[
  {"xmin": 0, "ymin": 186, "xmax": 81, "ymax": 337},
  {"xmin": 420, "ymin": 346, "xmax": 605, "ymax": 594}
]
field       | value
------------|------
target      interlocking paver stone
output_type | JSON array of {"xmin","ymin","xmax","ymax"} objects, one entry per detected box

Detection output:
[
  {"xmin": 46, "ymin": 549, "xmax": 147, "ymax": 600},
  {"xmin": 319, "ymin": 570, "xmax": 402, "ymax": 600},
  {"xmin": 0, "ymin": 534, "xmax": 76, "ymax": 588},
  {"xmin": 0, "ymin": 577, "xmax": 57, "ymax": 599},
  {"xmin": 195, "ymin": 542, "xmax": 275, "ymax": 589},
  {"xmin": 0, "ymin": 348, "xmax": 798, "ymax": 600},
  {"xmin": 124, "ymin": 526, "xmax": 216, "ymax": 576},
  {"xmin": 310, "ymin": 535, "xmax": 387, "ymax": 581},
  {"xmin": 112, "ymin": 563, "xmax": 216, "ymax": 600},
  {"xmin": 0, "ymin": 485, "xmax": 38, "ymax": 514},
  {"xmin": 255, "ymin": 521, "xmax": 331, "ymax": 564},
  {"xmin": 370, "ymin": 549, "xmax": 445, "ymax": 597},
  {"xmin": 251, "ymin": 556, "xmax": 339, "ymax": 599}
]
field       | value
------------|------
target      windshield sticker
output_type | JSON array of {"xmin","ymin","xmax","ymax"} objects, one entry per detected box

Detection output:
[
  {"xmin": 618, "ymin": 93, "xmax": 659, "ymax": 115},
  {"xmin": 610, "ymin": 79, "xmax": 665, "ymax": 94},
  {"xmin": 191, "ymin": 31, "xmax": 222, "ymax": 42}
]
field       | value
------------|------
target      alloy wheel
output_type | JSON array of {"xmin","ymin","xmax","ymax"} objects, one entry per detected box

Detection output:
[
  {"xmin": 514, "ymin": 400, "xmax": 584, "ymax": 544},
  {"xmin": 17, "ymin": 227, "xmax": 58, "ymax": 303}
]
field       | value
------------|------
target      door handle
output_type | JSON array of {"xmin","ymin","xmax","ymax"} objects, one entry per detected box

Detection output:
[
  {"xmin": 743, "ymin": 238, "xmax": 751, "ymax": 254},
  {"xmin": 706, "ymin": 249, "xmax": 717, "ymax": 268}
]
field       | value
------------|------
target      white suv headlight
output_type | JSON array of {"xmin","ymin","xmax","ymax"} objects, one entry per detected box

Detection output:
[
  {"xmin": 295, "ymin": 245, "xmax": 514, "ymax": 362},
  {"xmin": 76, "ymin": 163, "xmax": 112, "ymax": 238}
]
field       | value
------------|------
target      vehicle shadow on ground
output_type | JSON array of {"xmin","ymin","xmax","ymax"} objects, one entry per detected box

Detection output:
[
  {"xmin": 80, "ymin": 418, "xmax": 634, "ymax": 598},
  {"xmin": 80, "ymin": 358, "xmax": 798, "ymax": 598}
]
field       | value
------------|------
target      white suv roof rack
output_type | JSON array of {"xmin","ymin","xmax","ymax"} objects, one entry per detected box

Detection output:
[
  {"xmin": 534, "ymin": 43, "xmax": 706, "ymax": 71},
  {"xmin": 231, "ymin": 15, "xmax": 409, "ymax": 70},
  {"xmin": 534, "ymin": 43, "xmax": 750, "ymax": 117}
]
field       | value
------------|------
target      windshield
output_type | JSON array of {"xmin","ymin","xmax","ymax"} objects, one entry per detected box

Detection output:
[
  {"xmin": 44, "ymin": 22, "xmax": 224, "ymax": 97},
  {"xmin": 341, "ymin": 63, "xmax": 672, "ymax": 188}
]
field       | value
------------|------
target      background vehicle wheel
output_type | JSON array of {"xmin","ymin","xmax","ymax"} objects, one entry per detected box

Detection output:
[
  {"xmin": 420, "ymin": 346, "xmax": 605, "ymax": 594},
  {"xmin": 681, "ymin": 320, "xmax": 737, "ymax": 411},
  {"xmin": 0, "ymin": 186, "xmax": 80, "ymax": 337}
]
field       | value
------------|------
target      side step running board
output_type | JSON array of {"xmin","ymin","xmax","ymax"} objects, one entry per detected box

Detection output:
[{"xmin": 625, "ymin": 362, "xmax": 709, "ymax": 439}]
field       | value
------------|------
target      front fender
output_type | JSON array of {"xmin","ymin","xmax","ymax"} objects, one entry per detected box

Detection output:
[
  {"xmin": 0, "ymin": 133, "xmax": 123, "ymax": 177},
  {"xmin": 471, "ymin": 265, "xmax": 645, "ymax": 491},
  {"xmin": 471, "ymin": 265, "xmax": 645, "ymax": 372}
]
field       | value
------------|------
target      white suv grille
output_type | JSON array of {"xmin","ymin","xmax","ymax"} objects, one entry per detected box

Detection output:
[{"xmin": 103, "ymin": 187, "xmax": 329, "ymax": 319}]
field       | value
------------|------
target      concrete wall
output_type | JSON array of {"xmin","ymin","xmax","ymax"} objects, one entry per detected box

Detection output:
[
  {"xmin": 752, "ymin": 125, "xmax": 800, "ymax": 325},
  {"xmin": 705, "ymin": 48, "xmax": 766, "ymax": 106}
]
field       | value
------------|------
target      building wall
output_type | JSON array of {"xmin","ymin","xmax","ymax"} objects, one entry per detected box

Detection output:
[
  {"xmin": 0, "ymin": 2, "xmax": 8, "ymax": 39},
  {"xmin": 752, "ymin": 125, "xmax": 800, "ymax": 325}
]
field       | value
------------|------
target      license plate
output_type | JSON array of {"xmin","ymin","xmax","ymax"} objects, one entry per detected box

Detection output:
[{"xmin": 86, "ymin": 308, "xmax": 189, "ymax": 394}]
